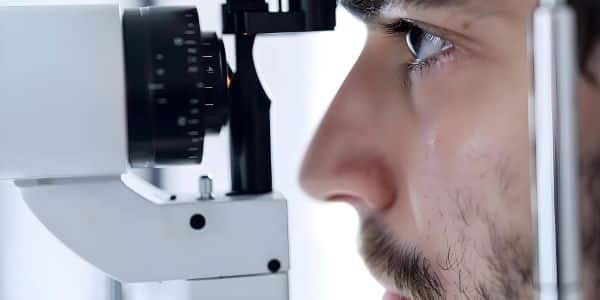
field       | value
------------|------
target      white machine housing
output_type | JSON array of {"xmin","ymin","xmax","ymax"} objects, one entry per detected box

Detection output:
[
  {"xmin": 0, "ymin": 4, "xmax": 128, "ymax": 180},
  {"xmin": 0, "ymin": 4, "xmax": 289, "ymax": 300}
]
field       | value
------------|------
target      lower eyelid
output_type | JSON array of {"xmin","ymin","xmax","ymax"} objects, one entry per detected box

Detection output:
[{"xmin": 407, "ymin": 47, "xmax": 457, "ymax": 79}]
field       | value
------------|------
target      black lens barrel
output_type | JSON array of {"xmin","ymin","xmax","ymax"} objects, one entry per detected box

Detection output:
[{"xmin": 123, "ymin": 7, "xmax": 228, "ymax": 168}]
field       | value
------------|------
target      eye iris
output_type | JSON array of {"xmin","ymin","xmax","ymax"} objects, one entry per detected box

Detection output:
[{"xmin": 406, "ymin": 26, "xmax": 451, "ymax": 62}]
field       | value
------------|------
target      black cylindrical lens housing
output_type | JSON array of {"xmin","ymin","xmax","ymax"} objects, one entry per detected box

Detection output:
[{"xmin": 123, "ymin": 7, "xmax": 229, "ymax": 168}]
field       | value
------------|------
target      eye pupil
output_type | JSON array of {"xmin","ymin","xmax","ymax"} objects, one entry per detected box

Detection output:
[{"xmin": 406, "ymin": 27, "xmax": 424, "ymax": 58}]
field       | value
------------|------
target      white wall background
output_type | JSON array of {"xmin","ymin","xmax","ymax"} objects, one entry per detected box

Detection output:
[{"xmin": 0, "ymin": 1, "xmax": 381, "ymax": 299}]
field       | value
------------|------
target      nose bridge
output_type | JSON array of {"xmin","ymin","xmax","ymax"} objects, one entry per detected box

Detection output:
[
  {"xmin": 322, "ymin": 38, "xmax": 408, "ymax": 138},
  {"xmin": 300, "ymin": 40, "xmax": 409, "ymax": 212}
]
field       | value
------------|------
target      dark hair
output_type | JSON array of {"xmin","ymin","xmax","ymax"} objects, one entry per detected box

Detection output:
[{"xmin": 574, "ymin": 0, "xmax": 600, "ymax": 79}]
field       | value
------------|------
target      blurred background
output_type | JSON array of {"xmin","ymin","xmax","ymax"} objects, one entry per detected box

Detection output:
[{"xmin": 0, "ymin": 0, "xmax": 382, "ymax": 299}]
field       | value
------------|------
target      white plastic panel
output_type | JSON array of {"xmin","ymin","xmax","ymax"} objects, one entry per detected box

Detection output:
[
  {"xmin": 0, "ymin": 5, "xmax": 128, "ymax": 180},
  {"xmin": 0, "ymin": 182, "xmax": 113, "ymax": 300},
  {"xmin": 16, "ymin": 174, "xmax": 290, "ymax": 283}
]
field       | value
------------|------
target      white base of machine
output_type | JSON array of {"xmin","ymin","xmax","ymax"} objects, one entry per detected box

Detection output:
[
  {"xmin": 15, "ymin": 173, "xmax": 289, "ymax": 283},
  {"xmin": 122, "ymin": 274, "xmax": 288, "ymax": 300}
]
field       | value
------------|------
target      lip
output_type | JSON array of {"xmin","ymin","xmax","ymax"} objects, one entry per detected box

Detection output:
[
  {"xmin": 364, "ymin": 246, "xmax": 410, "ymax": 300},
  {"xmin": 370, "ymin": 267, "xmax": 408, "ymax": 300},
  {"xmin": 383, "ymin": 291, "xmax": 410, "ymax": 300}
]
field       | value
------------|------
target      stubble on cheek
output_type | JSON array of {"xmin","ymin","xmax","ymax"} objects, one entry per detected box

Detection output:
[
  {"xmin": 580, "ymin": 153, "xmax": 600, "ymax": 296},
  {"xmin": 428, "ymin": 153, "xmax": 534, "ymax": 299}
]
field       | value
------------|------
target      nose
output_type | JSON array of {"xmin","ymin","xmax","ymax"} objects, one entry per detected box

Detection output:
[{"xmin": 300, "ymin": 40, "xmax": 410, "ymax": 214}]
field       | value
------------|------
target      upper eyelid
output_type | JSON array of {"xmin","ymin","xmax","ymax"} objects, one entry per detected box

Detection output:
[
  {"xmin": 375, "ymin": 17, "xmax": 477, "ymax": 49},
  {"xmin": 378, "ymin": 19, "xmax": 411, "ymax": 34},
  {"xmin": 378, "ymin": 19, "xmax": 451, "ymax": 43},
  {"xmin": 403, "ymin": 19, "xmax": 450, "ymax": 37}
]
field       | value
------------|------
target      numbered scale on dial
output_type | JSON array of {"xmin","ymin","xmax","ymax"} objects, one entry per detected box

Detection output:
[{"xmin": 124, "ymin": 6, "xmax": 229, "ymax": 167}]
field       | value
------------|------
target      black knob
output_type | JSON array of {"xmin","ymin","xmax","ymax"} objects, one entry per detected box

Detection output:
[{"xmin": 123, "ymin": 6, "xmax": 229, "ymax": 168}]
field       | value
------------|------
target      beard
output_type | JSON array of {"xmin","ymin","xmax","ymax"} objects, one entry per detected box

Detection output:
[
  {"xmin": 360, "ymin": 216, "xmax": 444, "ymax": 300},
  {"xmin": 359, "ymin": 154, "xmax": 600, "ymax": 300},
  {"xmin": 359, "ymin": 214, "xmax": 533, "ymax": 300}
]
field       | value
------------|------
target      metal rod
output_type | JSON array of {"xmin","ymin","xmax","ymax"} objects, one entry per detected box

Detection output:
[
  {"xmin": 110, "ymin": 279, "xmax": 123, "ymax": 300},
  {"xmin": 531, "ymin": 1, "xmax": 581, "ymax": 300}
]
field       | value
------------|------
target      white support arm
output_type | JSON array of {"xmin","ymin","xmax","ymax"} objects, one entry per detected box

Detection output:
[{"xmin": 14, "ymin": 173, "xmax": 289, "ymax": 284}]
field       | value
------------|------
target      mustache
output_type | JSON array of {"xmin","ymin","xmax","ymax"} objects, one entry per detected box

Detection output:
[{"xmin": 359, "ymin": 216, "xmax": 444, "ymax": 300}]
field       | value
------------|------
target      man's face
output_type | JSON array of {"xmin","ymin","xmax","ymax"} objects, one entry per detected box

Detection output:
[{"xmin": 300, "ymin": 0, "xmax": 600, "ymax": 299}]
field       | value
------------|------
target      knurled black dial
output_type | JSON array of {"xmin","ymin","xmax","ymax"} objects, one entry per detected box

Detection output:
[{"xmin": 124, "ymin": 6, "xmax": 229, "ymax": 168}]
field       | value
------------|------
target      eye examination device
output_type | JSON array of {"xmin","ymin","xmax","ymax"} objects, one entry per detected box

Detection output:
[
  {"xmin": 0, "ymin": 0, "xmax": 589, "ymax": 299},
  {"xmin": 0, "ymin": 1, "xmax": 335, "ymax": 299}
]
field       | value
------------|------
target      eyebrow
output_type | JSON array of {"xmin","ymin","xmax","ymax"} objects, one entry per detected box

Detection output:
[{"xmin": 340, "ymin": 0, "xmax": 466, "ymax": 21}]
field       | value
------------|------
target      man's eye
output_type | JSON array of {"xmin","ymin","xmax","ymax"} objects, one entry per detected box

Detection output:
[{"xmin": 405, "ymin": 26, "xmax": 453, "ymax": 63}]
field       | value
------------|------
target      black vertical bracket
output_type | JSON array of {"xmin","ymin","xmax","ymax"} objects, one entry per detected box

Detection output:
[
  {"xmin": 223, "ymin": 0, "xmax": 337, "ymax": 195},
  {"xmin": 228, "ymin": 34, "xmax": 273, "ymax": 195}
]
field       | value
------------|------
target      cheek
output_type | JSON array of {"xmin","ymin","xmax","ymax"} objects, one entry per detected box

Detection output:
[
  {"xmin": 375, "ymin": 22, "xmax": 536, "ymax": 286},
  {"xmin": 403, "ymin": 107, "xmax": 532, "ymax": 283},
  {"xmin": 578, "ymin": 79, "xmax": 600, "ymax": 158},
  {"xmin": 405, "ymin": 57, "xmax": 532, "ymax": 228}
]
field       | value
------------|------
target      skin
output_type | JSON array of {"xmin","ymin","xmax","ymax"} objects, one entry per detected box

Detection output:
[{"xmin": 299, "ymin": 0, "xmax": 600, "ymax": 299}]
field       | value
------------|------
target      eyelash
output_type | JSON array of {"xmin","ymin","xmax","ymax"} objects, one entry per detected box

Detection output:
[
  {"xmin": 406, "ymin": 47, "xmax": 454, "ymax": 73},
  {"xmin": 383, "ymin": 20, "xmax": 455, "ymax": 75}
]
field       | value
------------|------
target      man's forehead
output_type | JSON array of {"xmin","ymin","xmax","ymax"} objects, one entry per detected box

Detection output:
[
  {"xmin": 340, "ymin": 0, "xmax": 486, "ymax": 22},
  {"xmin": 341, "ymin": 0, "xmax": 465, "ymax": 16}
]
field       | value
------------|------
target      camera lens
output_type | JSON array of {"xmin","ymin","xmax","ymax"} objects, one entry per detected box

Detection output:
[{"xmin": 123, "ymin": 6, "xmax": 229, "ymax": 168}]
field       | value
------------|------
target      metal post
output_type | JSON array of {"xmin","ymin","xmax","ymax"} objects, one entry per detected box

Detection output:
[
  {"xmin": 531, "ymin": 0, "xmax": 581, "ymax": 299},
  {"xmin": 110, "ymin": 280, "xmax": 123, "ymax": 300}
]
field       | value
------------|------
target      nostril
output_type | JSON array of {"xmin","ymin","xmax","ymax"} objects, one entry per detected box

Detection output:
[{"xmin": 325, "ymin": 193, "xmax": 363, "ymax": 205}]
